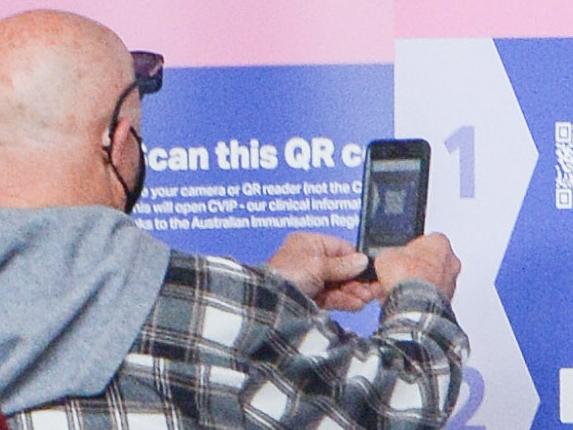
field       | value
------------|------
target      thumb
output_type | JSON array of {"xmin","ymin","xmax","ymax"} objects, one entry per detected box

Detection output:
[{"xmin": 322, "ymin": 253, "xmax": 368, "ymax": 282}]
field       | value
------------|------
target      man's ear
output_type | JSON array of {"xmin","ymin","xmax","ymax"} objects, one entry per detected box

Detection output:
[
  {"xmin": 107, "ymin": 117, "xmax": 132, "ymax": 165},
  {"xmin": 102, "ymin": 116, "xmax": 139, "ymax": 203}
]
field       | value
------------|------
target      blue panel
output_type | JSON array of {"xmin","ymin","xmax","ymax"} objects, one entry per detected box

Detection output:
[{"xmin": 495, "ymin": 38, "xmax": 573, "ymax": 429}]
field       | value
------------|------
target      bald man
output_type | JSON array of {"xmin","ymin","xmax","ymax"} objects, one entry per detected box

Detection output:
[{"xmin": 0, "ymin": 9, "xmax": 469, "ymax": 430}]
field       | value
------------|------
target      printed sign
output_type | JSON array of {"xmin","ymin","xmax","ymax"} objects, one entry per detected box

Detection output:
[{"xmin": 135, "ymin": 65, "xmax": 393, "ymax": 333}]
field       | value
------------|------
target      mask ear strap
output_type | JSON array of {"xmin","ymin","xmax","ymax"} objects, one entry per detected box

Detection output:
[
  {"xmin": 106, "ymin": 81, "xmax": 142, "ymax": 212},
  {"xmin": 108, "ymin": 81, "xmax": 140, "ymax": 142}
]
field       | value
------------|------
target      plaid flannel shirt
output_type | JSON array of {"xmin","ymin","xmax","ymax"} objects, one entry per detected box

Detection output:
[{"xmin": 7, "ymin": 251, "xmax": 469, "ymax": 430}]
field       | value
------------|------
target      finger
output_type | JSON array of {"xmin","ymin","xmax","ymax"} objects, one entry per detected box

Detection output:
[
  {"xmin": 413, "ymin": 232, "xmax": 451, "ymax": 256},
  {"xmin": 373, "ymin": 246, "xmax": 403, "ymax": 276},
  {"xmin": 322, "ymin": 253, "xmax": 368, "ymax": 282},
  {"xmin": 318, "ymin": 234, "xmax": 358, "ymax": 258},
  {"xmin": 452, "ymin": 253, "xmax": 462, "ymax": 276},
  {"xmin": 341, "ymin": 281, "xmax": 374, "ymax": 302},
  {"xmin": 316, "ymin": 289, "xmax": 365, "ymax": 311}
]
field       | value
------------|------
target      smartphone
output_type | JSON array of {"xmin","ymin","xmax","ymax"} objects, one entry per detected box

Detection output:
[{"xmin": 356, "ymin": 139, "xmax": 431, "ymax": 280}]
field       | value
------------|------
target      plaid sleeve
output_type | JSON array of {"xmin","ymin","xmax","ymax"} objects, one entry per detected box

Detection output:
[{"xmin": 7, "ymin": 252, "xmax": 469, "ymax": 430}]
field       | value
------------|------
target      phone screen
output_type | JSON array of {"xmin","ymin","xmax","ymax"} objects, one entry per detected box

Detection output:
[
  {"xmin": 357, "ymin": 140, "xmax": 430, "ymax": 262},
  {"xmin": 363, "ymin": 158, "xmax": 422, "ymax": 255}
]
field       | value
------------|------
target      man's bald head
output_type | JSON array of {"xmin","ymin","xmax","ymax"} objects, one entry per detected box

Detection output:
[
  {"xmin": 0, "ymin": 9, "xmax": 138, "ymax": 146},
  {"xmin": 0, "ymin": 10, "xmax": 144, "ymax": 210}
]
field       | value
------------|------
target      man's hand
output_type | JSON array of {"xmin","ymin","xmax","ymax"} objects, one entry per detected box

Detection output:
[
  {"xmin": 374, "ymin": 233, "xmax": 461, "ymax": 301},
  {"xmin": 267, "ymin": 232, "xmax": 375, "ymax": 311}
]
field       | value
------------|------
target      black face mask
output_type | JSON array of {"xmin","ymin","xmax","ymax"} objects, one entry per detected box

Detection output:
[
  {"xmin": 107, "ymin": 82, "xmax": 144, "ymax": 214},
  {"xmin": 103, "ymin": 125, "xmax": 145, "ymax": 214},
  {"xmin": 123, "ymin": 127, "xmax": 146, "ymax": 213}
]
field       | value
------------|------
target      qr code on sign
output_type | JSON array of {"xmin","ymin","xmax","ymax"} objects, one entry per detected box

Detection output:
[{"xmin": 556, "ymin": 121, "xmax": 573, "ymax": 209}]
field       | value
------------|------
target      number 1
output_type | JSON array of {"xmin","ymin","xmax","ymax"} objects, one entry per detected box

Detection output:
[{"xmin": 445, "ymin": 126, "xmax": 476, "ymax": 198}]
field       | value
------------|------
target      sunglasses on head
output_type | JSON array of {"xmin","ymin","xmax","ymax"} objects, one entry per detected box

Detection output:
[
  {"xmin": 131, "ymin": 51, "xmax": 164, "ymax": 97},
  {"xmin": 109, "ymin": 51, "xmax": 164, "ymax": 133}
]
